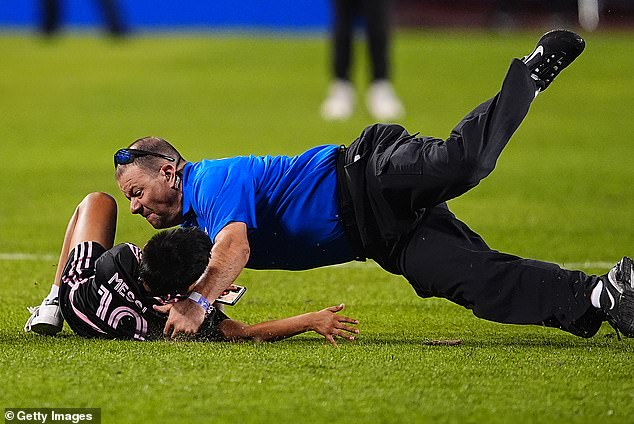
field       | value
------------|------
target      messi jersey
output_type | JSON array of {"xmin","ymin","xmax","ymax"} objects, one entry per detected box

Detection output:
[{"xmin": 58, "ymin": 241, "xmax": 227, "ymax": 341}]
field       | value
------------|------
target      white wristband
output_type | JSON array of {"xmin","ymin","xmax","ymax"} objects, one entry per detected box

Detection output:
[{"xmin": 188, "ymin": 291, "xmax": 212, "ymax": 315}]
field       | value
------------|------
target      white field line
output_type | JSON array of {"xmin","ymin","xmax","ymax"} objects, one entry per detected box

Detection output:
[
  {"xmin": 331, "ymin": 260, "xmax": 614, "ymax": 270},
  {"xmin": 0, "ymin": 252, "xmax": 614, "ymax": 270},
  {"xmin": 560, "ymin": 261, "xmax": 614, "ymax": 269},
  {"xmin": 0, "ymin": 253, "xmax": 58, "ymax": 261}
]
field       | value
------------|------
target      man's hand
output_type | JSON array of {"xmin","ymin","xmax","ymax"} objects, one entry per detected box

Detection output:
[
  {"xmin": 152, "ymin": 222, "xmax": 250, "ymax": 339},
  {"xmin": 153, "ymin": 300, "xmax": 206, "ymax": 339},
  {"xmin": 309, "ymin": 304, "xmax": 359, "ymax": 346}
]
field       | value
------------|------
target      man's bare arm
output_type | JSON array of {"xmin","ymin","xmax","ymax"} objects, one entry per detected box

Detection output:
[
  {"xmin": 196, "ymin": 222, "xmax": 250, "ymax": 301},
  {"xmin": 218, "ymin": 304, "xmax": 359, "ymax": 346},
  {"xmin": 153, "ymin": 222, "xmax": 250, "ymax": 338}
]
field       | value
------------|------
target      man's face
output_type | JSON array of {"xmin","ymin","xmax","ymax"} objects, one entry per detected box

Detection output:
[{"xmin": 117, "ymin": 165, "xmax": 183, "ymax": 229}]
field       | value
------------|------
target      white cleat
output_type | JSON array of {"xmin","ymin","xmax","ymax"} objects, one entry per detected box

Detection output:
[
  {"xmin": 321, "ymin": 79, "xmax": 355, "ymax": 121},
  {"xmin": 366, "ymin": 80, "xmax": 405, "ymax": 122},
  {"xmin": 24, "ymin": 297, "xmax": 64, "ymax": 335}
]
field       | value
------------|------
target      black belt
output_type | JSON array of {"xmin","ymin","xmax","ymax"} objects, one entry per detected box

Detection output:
[{"xmin": 336, "ymin": 145, "xmax": 366, "ymax": 261}]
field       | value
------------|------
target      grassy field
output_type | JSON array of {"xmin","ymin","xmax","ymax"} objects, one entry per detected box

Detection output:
[{"xmin": 0, "ymin": 29, "xmax": 633, "ymax": 423}]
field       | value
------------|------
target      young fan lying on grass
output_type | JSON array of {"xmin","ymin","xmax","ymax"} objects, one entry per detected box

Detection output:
[{"xmin": 24, "ymin": 192, "xmax": 359, "ymax": 345}]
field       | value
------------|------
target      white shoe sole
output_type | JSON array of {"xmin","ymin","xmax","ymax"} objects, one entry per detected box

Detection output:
[{"xmin": 25, "ymin": 304, "xmax": 64, "ymax": 335}]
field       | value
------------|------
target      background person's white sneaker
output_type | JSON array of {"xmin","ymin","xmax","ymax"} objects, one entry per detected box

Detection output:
[
  {"xmin": 24, "ymin": 297, "xmax": 64, "ymax": 335},
  {"xmin": 321, "ymin": 79, "xmax": 355, "ymax": 121},
  {"xmin": 366, "ymin": 80, "xmax": 405, "ymax": 121}
]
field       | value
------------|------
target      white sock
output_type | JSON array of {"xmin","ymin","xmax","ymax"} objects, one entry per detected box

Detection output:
[
  {"xmin": 590, "ymin": 280, "xmax": 603, "ymax": 309},
  {"xmin": 47, "ymin": 284, "xmax": 59, "ymax": 301}
]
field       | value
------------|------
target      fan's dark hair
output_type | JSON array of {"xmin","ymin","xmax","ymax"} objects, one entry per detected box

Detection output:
[{"xmin": 140, "ymin": 227, "xmax": 212, "ymax": 296}]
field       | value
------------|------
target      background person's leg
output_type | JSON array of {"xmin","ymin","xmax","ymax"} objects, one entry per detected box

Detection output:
[
  {"xmin": 332, "ymin": 0, "xmax": 357, "ymax": 81},
  {"xmin": 361, "ymin": 0, "xmax": 389, "ymax": 81},
  {"xmin": 321, "ymin": 0, "xmax": 358, "ymax": 120},
  {"xmin": 398, "ymin": 205, "xmax": 603, "ymax": 337},
  {"xmin": 361, "ymin": 0, "xmax": 404, "ymax": 120},
  {"xmin": 96, "ymin": 0, "xmax": 127, "ymax": 36},
  {"xmin": 40, "ymin": 0, "xmax": 61, "ymax": 35}
]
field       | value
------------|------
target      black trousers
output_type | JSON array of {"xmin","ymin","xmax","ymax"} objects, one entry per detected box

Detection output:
[
  {"xmin": 330, "ymin": 0, "xmax": 391, "ymax": 81},
  {"xmin": 342, "ymin": 59, "xmax": 603, "ymax": 337}
]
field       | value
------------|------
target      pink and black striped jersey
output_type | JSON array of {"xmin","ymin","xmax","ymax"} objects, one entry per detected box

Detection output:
[{"xmin": 59, "ymin": 241, "xmax": 227, "ymax": 341}]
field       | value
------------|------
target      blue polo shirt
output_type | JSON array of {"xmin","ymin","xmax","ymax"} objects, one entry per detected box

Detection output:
[{"xmin": 181, "ymin": 145, "xmax": 355, "ymax": 270}]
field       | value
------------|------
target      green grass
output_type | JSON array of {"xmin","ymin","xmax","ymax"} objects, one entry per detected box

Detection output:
[{"xmin": 1, "ymin": 29, "xmax": 633, "ymax": 423}]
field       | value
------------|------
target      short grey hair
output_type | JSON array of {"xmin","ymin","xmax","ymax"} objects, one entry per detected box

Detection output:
[{"xmin": 115, "ymin": 136, "xmax": 184, "ymax": 178}]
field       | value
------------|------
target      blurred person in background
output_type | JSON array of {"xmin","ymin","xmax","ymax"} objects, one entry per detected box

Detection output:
[
  {"xmin": 321, "ymin": 0, "xmax": 405, "ymax": 121},
  {"xmin": 492, "ymin": 0, "xmax": 576, "ymax": 29},
  {"xmin": 40, "ymin": 0, "xmax": 127, "ymax": 36}
]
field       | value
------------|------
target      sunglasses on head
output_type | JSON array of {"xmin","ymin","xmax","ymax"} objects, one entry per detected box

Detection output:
[{"xmin": 114, "ymin": 148, "xmax": 176, "ymax": 168}]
